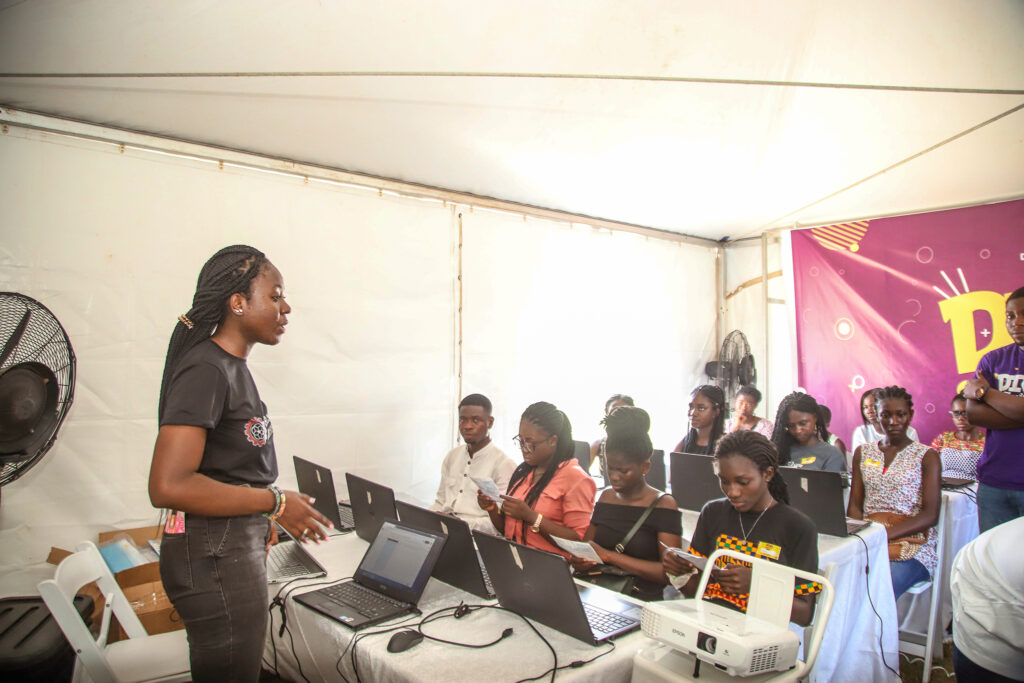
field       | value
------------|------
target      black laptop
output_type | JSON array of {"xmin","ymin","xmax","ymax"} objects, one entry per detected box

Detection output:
[
  {"xmin": 647, "ymin": 449, "xmax": 667, "ymax": 492},
  {"xmin": 669, "ymin": 452, "xmax": 723, "ymax": 512},
  {"xmin": 395, "ymin": 501, "xmax": 494, "ymax": 599},
  {"xmin": 295, "ymin": 521, "xmax": 446, "ymax": 629},
  {"xmin": 778, "ymin": 467, "xmax": 870, "ymax": 537},
  {"xmin": 293, "ymin": 456, "xmax": 355, "ymax": 534},
  {"xmin": 346, "ymin": 473, "xmax": 399, "ymax": 542},
  {"xmin": 473, "ymin": 531, "xmax": 641, "ymax": 644}
]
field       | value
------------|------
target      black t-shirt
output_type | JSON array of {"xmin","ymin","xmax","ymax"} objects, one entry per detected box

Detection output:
[
  {"xmin": 160, "ymin": 339, "xmax": 278, "ymax": 486},
  {"xmin": 689, "ymin": 498, "xmax": 820, "ymax": 613},
  {"xmin": 592, "ymin": 501, "xmax": 683, "ymax": 562}
]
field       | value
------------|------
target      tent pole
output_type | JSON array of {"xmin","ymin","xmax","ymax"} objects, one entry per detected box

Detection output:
[{"xmin": 762, "ymin": 232, "xmax": 770, "ymax": 415}]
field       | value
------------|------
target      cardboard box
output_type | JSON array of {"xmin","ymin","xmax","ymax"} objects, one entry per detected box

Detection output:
[{"xmin": 48, "ymin": 525, "xmax": 183, "ymax": 642}]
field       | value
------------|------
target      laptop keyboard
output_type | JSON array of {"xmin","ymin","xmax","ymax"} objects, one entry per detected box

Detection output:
[
  {"xmin": 583, "ymin": 602, "xmax": 635, "ymax": 636},
  {"xmin": 268, "ymin": 544, "xmax": 317, "ymax": 580},
  {"xmin": 320, "ymin": 582, "xmax": 405, "ymax": 619},
  {"xmin": 338, "ymin": 503, "xmax": 355, "ymax": 528},
  {"xmin": 846, "ymin": 518, "xmax": 871, "ymax": 534}
]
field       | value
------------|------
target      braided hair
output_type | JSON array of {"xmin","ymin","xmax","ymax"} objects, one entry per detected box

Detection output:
[
  {"xmin": 682, "ymin": 384, "xmax": 727, "ymax": 451},
  {"xmin": 158, "ymin": 245, "xmax": 267, "ymax": 420},
  {"xmin": 601, "ymin": 406, "xmax": 653, "ymax": 464},
  {"xmin": 506, "ymin": 402, "xmax": 575, "ymax": 508},
  {"xmin": 770, "ymin": 391, "xmax": 831, "ymax": 466},
  {"xmin": 715, "ymin": 430, "xmax": 789, "ymax": 505},
  {"xmin": 875, "ymin": 385, "xmax": 914, "ymax": 412}
]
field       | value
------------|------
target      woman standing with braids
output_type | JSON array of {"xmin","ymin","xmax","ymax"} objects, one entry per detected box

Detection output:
[
  {"xmin": 673, "ymin": 385, "xmax": 726, "ymax": 455},
  {"xmin": 570, "ymin": 407, "xmax": 682, "ymax": 601},
  {"xmin": 662, "ymin": 431, "xmax": 821, "ymax": 626},
  {"xmin": 477, "ymin": 402, "xmax": 596, "ymax": 557},
  {"xmin": 148, "ymin": 246, "xmax": 331, "ymax": 683},
  {"xmin": 848, "ymin": 385, "xmax": 941, "ymax": 599}
]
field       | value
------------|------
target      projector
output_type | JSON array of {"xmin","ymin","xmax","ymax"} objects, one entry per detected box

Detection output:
[{"xmin": 640, "ymin": 599, "xmax": 800, "ymax": 677}]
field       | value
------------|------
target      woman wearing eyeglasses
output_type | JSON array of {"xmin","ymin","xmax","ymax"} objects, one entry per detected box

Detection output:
[
  {"xmin": 673, "ymin": 385, "xmax": 727, "ymax": 455},
  {"xmin": 477, "ymin": 401, "xmax": 596, "ymax": 557},
  {"xmin": 930, "ymin": 393, "xmax": 985, "ymax": 480}
]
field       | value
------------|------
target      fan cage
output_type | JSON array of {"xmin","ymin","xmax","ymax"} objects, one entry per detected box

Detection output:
[{"xmin": 0, "ymin": 292, "xmax": 76, "ymax": 486}]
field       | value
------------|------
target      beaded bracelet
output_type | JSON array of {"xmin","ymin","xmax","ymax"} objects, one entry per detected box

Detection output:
[{"xmin": 263, "ymin": 485, "xmax": 286, "ymax": 520}]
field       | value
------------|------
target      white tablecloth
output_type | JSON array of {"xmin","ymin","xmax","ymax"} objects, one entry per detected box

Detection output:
[
  {"xmin": 268, "ymin": 513, "xmax": 901, "ymax": 683},
  {"xmin": 264, "ymin": 532, "xmax": 647, "ymax": 683}
]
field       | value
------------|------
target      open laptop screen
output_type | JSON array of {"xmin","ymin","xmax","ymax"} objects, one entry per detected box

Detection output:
[{"xmin": 355, "ymin": 522, "xmax": 446, "ymax": 604}]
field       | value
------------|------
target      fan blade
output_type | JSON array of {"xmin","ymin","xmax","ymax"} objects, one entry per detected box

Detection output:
[{"xmin": 0, "ymin": 310, "xmax": 31, "ymax": 369}]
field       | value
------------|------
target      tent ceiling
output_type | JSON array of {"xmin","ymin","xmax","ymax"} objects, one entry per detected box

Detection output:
[{"xmin": 1, "ymin": 1, "xmax": 1022, "ymax": 241}]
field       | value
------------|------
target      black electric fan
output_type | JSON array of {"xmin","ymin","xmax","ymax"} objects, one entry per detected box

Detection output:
[
  {"xmin": 704, "ymin": 329, "xmax": 757, "ymax": 399},
  {"xmin": 0, "ymin": 292, "xmax": 76, "ymax": 487}
]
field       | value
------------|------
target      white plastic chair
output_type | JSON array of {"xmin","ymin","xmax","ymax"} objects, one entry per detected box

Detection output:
[
  {"xmin": 38, "ymin": 541, "xmax": 190, "ymax": 683},
  {"xmin": 897, "ymin": 495, "xmax": 949, "ymax": 683}
]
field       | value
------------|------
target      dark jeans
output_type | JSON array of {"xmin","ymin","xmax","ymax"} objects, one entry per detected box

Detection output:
[
  {"xmin": 890, "ymin": 557, "xmax": 930, "ymax": 600},
  {"xmin": 160, "ymin": 514, "xmax": 270, "ymax": 683},
  {"xmin": 977, "ymin": 483, "xmax": 1024, "ymax": 533},
  {"xmin": 954, "ymin": 644, "xmax": 1022, "ymax": 682}
]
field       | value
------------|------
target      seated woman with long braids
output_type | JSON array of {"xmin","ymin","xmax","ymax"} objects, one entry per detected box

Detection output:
[
  {"xmin": 477, "ymin": 402, "xmax": 596, "ymax": 557},
  {"xmin": 848, "ymin": 385, "xmax": 941, "ymax": 599},
  {"xmin": 662, "ymin": 431, "xmax": 821, "ymax": 626},
  {"xmin": 569, "ymin": 406, "xmax": 682, "ymax": 601},
  {"xmin": 771, "ymin": 391, "xmax": 846, "ymax": 472},
  {"xmin": 673, "ymin": 384, "xmax": 726, "ymax": 455}
]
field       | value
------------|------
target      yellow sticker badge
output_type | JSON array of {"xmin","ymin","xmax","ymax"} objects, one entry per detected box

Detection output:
[
  {"xmin": 757, "ymin": 541, "xmax": 781, "ymax": 560},
  {"xmin": 864, "ymin": 458, "xmax": 883, "ymax": 468},
  {"xmin": 801, "ymin": 456, "xmax": 816, "ymax": 466}
]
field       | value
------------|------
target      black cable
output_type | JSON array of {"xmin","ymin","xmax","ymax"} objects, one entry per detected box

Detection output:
[
  {"xmin": 853, "ymin": 530, "xmax": 903, "ymax": 681},
  {"xmin": 517, "ymin": 640, "xmax": 617, "ymax": 682},
  {"xmin": 270, "ymin": 575, "xmax": 353, "ymax": 683}
]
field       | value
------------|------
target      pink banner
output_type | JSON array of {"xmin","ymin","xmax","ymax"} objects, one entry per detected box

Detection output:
[{"xmin": 791, "ymin": 199, "xmax": 1024, "ymax": 446}]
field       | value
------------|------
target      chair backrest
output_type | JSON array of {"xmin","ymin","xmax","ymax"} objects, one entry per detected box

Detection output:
[
  {"xmin": 38, "ymin": 541, "xmax": 147, "ymax": 683},
  {"xmin": 572, "ymin": 440, "xmax": 591, "ymax": 473},
  {"xmin": 695, "ymin": 548, "xmax": 836, "ymax": 674}
]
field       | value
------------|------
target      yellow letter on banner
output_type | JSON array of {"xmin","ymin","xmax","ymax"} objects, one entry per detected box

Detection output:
[{"xmin": 939, "ymin": 291, "xmax": 1013, "ymax": 374}]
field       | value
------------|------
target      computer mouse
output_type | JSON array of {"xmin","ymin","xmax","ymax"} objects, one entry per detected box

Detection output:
[{"xmin": 387, "ymin": 629, "xmax": 424, "ymax": 653}]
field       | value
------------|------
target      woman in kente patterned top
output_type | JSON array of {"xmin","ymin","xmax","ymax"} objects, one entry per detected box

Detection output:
[
  {"xmin": 848, "ymin": 385, "xmax": 942, "ymax": 599},
  {"xmin": 930, "ymin": 393, "xmax": 985, "ymax": 480},
  {"xmin": 661, "ymin": 430, "xmax": 821, "ymax": 626}
]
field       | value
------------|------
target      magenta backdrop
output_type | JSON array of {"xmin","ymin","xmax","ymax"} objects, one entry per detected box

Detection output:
[{"xmin": 791, "ymin": 199, "xmax": 1024, "ymax": 447}]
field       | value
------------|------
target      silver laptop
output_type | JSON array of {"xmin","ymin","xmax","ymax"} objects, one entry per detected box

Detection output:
[{"xmin": 267, "ymin": 525, "xmax": 328, "ymax": 584}]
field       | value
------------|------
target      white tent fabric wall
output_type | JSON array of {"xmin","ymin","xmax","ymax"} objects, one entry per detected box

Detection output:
[
  {"xmin": 0, "ymin": 126, "xmax": 717, "ymax": 588},
  {"xmin": 0, "ymin": 129, "xmax": 459, "ymax": 588},
  {"xmin": 722, "ymin": 238, "xmax": 793, "ymax": 421},
  {"xmin": 460, "ymin": 209, "xmax": 718, "ymax": 456}
]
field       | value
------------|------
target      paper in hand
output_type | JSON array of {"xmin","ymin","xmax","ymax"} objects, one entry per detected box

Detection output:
[
  {"xmin": 470, "ymin": 476, "xmax": 504, "ymax": 503},
  {"xmin": 551, "ymin": 536, "xmax": 603, "ymax": 563}
]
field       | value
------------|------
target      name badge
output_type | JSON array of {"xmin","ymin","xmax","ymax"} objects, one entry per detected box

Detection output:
[
  {"xmin": 864, "ymin": 458, "xmax": 883, "ymax": 468},
  {"xmin": 800, "ymin": 456, "xmax": 816, "ymax": 465},
  {"xmin": 757, "ymin": 541, "xmax": 781, "ymax": 559}
]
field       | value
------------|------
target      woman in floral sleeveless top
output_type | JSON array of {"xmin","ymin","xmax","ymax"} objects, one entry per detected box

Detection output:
[{"xmin": 847, "ymin": 386, "xmax": 942, "ymax": 599}]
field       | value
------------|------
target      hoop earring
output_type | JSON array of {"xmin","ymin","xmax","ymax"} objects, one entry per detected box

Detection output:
[{"xmin": 233, "ymin": 308, "xmax": 243, "ymax": 314}]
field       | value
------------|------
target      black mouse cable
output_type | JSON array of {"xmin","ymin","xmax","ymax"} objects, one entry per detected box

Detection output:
[
  {"xmin": 853, "ymin": 531, "xmax": 902, "ymax": 680},
  {"xmin": 339, "ymin": 613, "xmax": 423, "ymax": 683},
  {"xmin": 517, "ymin": 639, "xmax": 617, "ymax": 683},
  {"xmin": 272, "ymin": 575, "xmax": 353, "ymax": 683},
  {"xmin": 415, "ymin": 602, "xmax": 515, "ymax": 649}
]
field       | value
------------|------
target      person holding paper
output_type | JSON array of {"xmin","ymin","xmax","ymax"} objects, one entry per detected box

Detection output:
[
  {"xmin": 477, "ymin": 401, "xmax": 596, "ymax": 558},
  {"xmin": 569, "ymin": 406, "xmax": 682, "ymax": 601},
  {"xmin": 661, "ymin": 430, "xmax": 820, "ymax": 627},
  {"xmin": 431, "ymin": 394, "xmax": 516, "ymax": 533}
]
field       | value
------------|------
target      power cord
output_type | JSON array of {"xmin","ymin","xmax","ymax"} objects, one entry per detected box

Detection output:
[
  {"xmin": 516, "ymin": 639, "xmax": 616, "ymax": 682},
  {"xmin": 268, "ymin": 575, "xmax": 353, "ymax": 683},
  {"xmin": 853, "ymin": 530, "xmax": 903, "ymax": 681}
]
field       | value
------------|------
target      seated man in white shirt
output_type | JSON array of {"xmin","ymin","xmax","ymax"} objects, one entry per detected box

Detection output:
[{"xmin": 431, "ymin": 393, "xmax": 517, "ymax": 532}]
